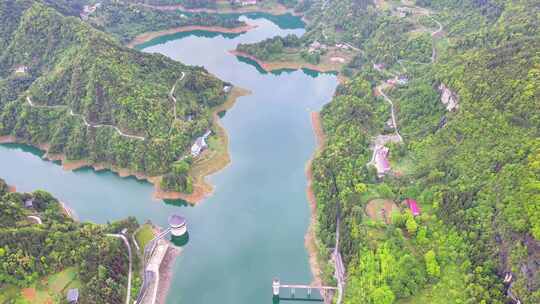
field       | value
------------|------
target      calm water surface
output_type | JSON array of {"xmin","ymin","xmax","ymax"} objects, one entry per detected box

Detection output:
[{"xmin": 0, "ymin": 15, "xmax": 338, "ymax": 304}]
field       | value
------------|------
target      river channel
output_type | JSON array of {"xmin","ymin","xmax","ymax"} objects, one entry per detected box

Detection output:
[{"xmin": 0, "ymin": 14, "xmax": 338, "ymax": 303}]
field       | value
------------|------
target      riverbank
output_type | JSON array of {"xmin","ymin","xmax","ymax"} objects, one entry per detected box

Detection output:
[
  {"xmin": 230, "ymin": 50, "xmax": 342, "ymax": 74},
  {"xmin": 156, "ymin": 246, "xmax": 181, "ymax": 304},
  {"xmin": 154, "ymin": 86, "xmax": 251, "ymax": 203},
  {"xmin": 126, "ymin": 24, "xmax": 258, "ymax": 48},
  {"xmin": 137, "ymin": 1, "xmax": 294, "ymax": 16},
  {"xmin": 305, "ymin": 111, "xmax": 326, "ymax": 287},
  {"xmin": 0, "ymin": 87, "xmax": 249, "ymax": 204}
]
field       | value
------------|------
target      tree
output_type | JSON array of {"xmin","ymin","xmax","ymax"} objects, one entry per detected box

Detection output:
[
  {"xmin": 425, "ymin": 250, "xmax": 440, "ymax": 279},
  {"xmin": 406, "ymin": 216, "xmax": 418, "ymax": 235},
  {"xmin": 372, "ymin": 285, "xmax": 395, "ymax": 304},
  {"xmin": 355, "ymin": 182, "xmax": 368, "ymax": 194}
]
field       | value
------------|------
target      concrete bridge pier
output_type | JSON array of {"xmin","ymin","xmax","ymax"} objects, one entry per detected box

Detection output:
[{"xmin": 272, "ymin": 278, "xmax": 280, "ymax": 296}]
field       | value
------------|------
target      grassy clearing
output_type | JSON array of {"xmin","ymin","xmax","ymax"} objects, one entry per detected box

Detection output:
[
  {"xmin": 135, "ymin": 224, "xmax": 155, "ymax": 254},
  {"xmin": 392, "ymin": 155, "xmax": 414, "ymax": 177},
  {"xmin": 0, "ymin": 267, "xmax": 80, "ymax": 304}
]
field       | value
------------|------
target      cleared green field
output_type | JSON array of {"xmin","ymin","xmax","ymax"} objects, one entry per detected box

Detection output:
[
  {"xmin": 135, "ymin": 224, "xmax": 156, "ymax": 254},
  {"xmin": 0, "ymin": 267, "xmax": 80, "ymax": 304}
]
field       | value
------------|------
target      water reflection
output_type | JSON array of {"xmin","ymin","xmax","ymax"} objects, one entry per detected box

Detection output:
[
  {"xmin": 0, "ymin": 13, "xmax": 338, "ymax": 304},
  {"xmin": 171, "ymin": 232, "xmax": 190, "ymax": 247}
]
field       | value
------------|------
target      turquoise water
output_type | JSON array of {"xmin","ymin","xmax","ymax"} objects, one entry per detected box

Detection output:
[{"xmin": 0, "ymin": 15, "xmax": 338, "ymax": 303}]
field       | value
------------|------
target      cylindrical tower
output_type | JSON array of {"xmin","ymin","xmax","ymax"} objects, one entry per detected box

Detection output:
[{"xmin": 168, "ymin": 214, "xmax": 187, "ymax": 236}]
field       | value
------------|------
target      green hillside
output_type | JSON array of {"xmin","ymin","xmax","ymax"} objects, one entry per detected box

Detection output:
[
  {"xmin": 0, "ymin": 0, "xmax": 231, "ymax": 193},
  {"xmin": 0, "ymin": 178, "xmax": 140, "ymax": 303},
  {"xmin": 308, "ymin": 0, "xmax": 539, "ymax": 303}
]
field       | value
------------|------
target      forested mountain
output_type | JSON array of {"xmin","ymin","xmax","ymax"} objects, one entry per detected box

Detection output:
[
  {"xmin": 84, "ymin": 0, "xmax": 245, "ymax": 43},
  {"xmin": 308, "ymin": 0, "xmax": 539, "ymax": 303},
  {"xmin": 0, "ymin": 178, "xmax": 139, "ymax": 303},
  {"xmin": 0, "ymin": 0, "xmax": 232, "ymax": 193}
]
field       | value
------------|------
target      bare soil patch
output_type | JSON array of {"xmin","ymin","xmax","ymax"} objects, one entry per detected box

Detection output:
[
  {"xmin": 365, "ymin": 199, "xmax": 400, "ymax": 224},
  {"xmin": 305, "ymin": 111, "xmax": 326, "ymax": 286}
]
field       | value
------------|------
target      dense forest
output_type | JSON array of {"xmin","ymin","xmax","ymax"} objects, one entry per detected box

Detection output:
[
  {"xmin": 0, "ymin": 178, "xmax": 140, "ymax": 303},
  {"xmin": 307, "ymin": 0, "xmax": 539, "ymax": 303},
  {"xmin": 33, "ymin": 0, "xmax": 246, "ymax": 43},
  {"xmin": 237, "ymin": 34, "xmax": 303, "ymax": 60},
  {"xmin": 85, "ymin": 0, "xmax": 245, "ymax": 43},
  {"xmin": 0, "ymin": 0, "xmax": 233, "ymax": 193},
  {"xmin": 130, "ymin": 0, "xmax": 301, "ymax": 10},
  {"xmin": 131, "ymin": 0, "xmax": 217, "ymax": 9}
]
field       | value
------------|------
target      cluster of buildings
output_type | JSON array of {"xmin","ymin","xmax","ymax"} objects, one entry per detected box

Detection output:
[
  {"xmin": 80, "ymin": 3, "xmax": 101, "ymax": 20},
  {"xmin": 308, "ymin": 41, "xmax": 327, "ymax": 53},
  {"xmin": 395, "ymin": 7, "xmax": 413, "ymax": 18},
  {"xmin": 386, "ymin": 75, "xmax": 409, "ymax": 86},
  {"xmin": 230, "ymin": 0, "xmax": 257, "ymax": 6}
]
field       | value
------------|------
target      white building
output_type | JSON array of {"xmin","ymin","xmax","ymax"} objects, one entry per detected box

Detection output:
[{"xmin": 190, "ymin": 130, "xmax": 212, "ymax": 157}]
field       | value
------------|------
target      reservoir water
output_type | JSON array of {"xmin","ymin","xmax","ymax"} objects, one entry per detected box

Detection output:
[{"xmin": 0, "ymin": 14, "xmax": 338, "ymax": 303}]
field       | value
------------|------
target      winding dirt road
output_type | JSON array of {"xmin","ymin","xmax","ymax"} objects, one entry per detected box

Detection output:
[
  {"xmin": 26, "ymin": 96, "xmax": 145, "ymax": 140},
  {"xmin": 169, "ymin": 72, "xmax": 186, "ymax": 121},
  {"xmin": 368, "ymin": 5, "xmax": 444, "ymax": 174}
]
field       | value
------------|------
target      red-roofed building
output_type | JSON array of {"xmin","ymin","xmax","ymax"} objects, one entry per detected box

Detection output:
[{"xmin": 405, "ymin": 198, "xmax": 420, "ymax": 216}]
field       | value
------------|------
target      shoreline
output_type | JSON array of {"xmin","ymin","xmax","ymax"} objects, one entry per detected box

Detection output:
[
  {"xmin": 156, "ymin": 245, "xmax": 181, "ymax": 304},
  {"xmin": 0, "ymin": 86, "xmax": 250, "ymax": 204},
  {"xmin": 126, "ymin": 24, "xmax": 258, "ymax": 48},
  {"xmin": 137, "ymin": 2, "xmax": 295, "ymax": 16},
  {"xmin": 230, "ymin": 50, "xmax": 341, "ymax": 74},
  {"xmin": 305, "ymin": 111, "xmax": 326, "ymax": 287},
  {"xmin": 157, "ymin": 86, "xmax": 251, "ymax": 203}
]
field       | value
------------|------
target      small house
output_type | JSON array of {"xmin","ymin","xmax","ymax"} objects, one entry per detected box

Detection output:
[
  {"xmin": 405, "ymin": 198, "xmax": 421, "ymax": 216},
  {"xmin": 80, "ymin": 3, "xmax": 101, "ymax": 20},
  {"xmin": 14, "ymin": 65, "xmax": 28, "ymax": 74},
  {"xmin": 223, "ymin": 85, "xmax": 232, "ymax": 93},
  {"xmin": 24, "ymin": 199, "xmax": 34, "ymax": 209},
  {"xmin": 373, "ymin": 63, "xmax": 385, "ymax": 71},
  {"xmin": 330, "ymin": 57, "xmax": 346, "ymax": 63},
  {"xmin": 386, "ymin": 78, "xmax": 397, "ymax": 85},
  {"xmin": 67, "ymin": 288, "xmax": 79, "ymax": 303},
  {"xmin": 397, "ymin": 75, "xmax": 409, "ymax": 85},
  {"xmin": 191, "ymin": 137, "xmax": 207, "ymax": 157},
  {"xmin": 309, "ymin": 41, "xmax": 323, "ymax": 53}
]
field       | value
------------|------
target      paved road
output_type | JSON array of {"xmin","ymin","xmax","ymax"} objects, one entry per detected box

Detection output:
[
  {"xmin": 367, "ymin": 11, "xmax": 444, "ymax": 172},
  {"xmin": 333, "ymin": 214, "xmax": 345, "ymax": 304},
  {"xmin": 375, "ymin": 83, "xmax": 403, "ymax": 142},
  {"xmin": 106, "ymin": 233, "xmax": 133, "ymax": 304},
  {"xmin": 27, "ymin": 215, "xmax": 42, "ymax": 224}
]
